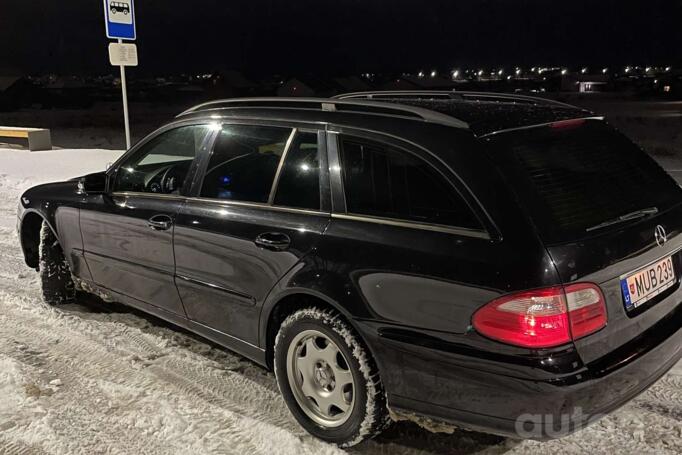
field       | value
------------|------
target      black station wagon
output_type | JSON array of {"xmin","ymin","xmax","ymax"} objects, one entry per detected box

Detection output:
[{"xmin": 16, "ymin": 91, "xmax": 682, "ymax": 446}]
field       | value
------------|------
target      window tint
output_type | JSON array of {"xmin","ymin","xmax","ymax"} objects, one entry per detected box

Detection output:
[
  {"xmin": 274, "ymin": 132, "xmax": 321, "ymax": 210},
  {"xmin": 113, "ymin": 125, "xmax": 210, "ymax": 194},
  {"xmin": 338, "ymin": 137, "xmax": 481, "ymax": 229},
  {"xmin": 488, "ymin": 120, "xmax": 682, "ymax": 243},
  {"xmin": 200, "ymin": 125, "xmax": 293, "ymax": 203}
]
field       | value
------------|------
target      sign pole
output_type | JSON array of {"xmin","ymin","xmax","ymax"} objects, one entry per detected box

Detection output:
[
  {"xmin": 118, "ymin": 39, "xmax": 132, "ymax": 150},
  {"xmin": 104, "ymin": 0, "xmax": 136, "ymax": 150}
]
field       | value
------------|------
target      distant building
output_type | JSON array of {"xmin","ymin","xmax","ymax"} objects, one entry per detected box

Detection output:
[
  {"xmin": 561, "ymin": 73, "xmax": 610, "ymax": 92},
  {"xmin": 277, "ymin": 76, "xmax": 357, "ymax": 97},
  {"xmin": 578, "ymin": 80, "xmax": 608, "ymax": 93},
  {"xmin": 0, "ymin": 68, "xmax": 33, "ymax": 111},
  {"xmin": 379, "ymin": 77, "xmax": 420, "ymax": 91},
  {"xmin": 332, "ymin": 76, "xmax": 372, "ymax": 93},
  {"xmin": 401, "ymin": 74, "xmax": 456, "ymax": 90},
  {"xmin": 208, "ymin": 70, "xmax": 258, "ymax": 97},
  {"xmin": 0, "ymin": 75, "xmax": 21, "ymax": 93},
  {"xmin": 656, "ymin": 71, "xmax": 682, "ymax": 98},
  {"xmin": 277, "ymin": 78, "xmax": 317, "ymax": 97}
]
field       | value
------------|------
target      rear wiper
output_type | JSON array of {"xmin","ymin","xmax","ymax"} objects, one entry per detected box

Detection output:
[{"xmin": 586, "ymin": 207, "xmax": 659, "ymax": 232}]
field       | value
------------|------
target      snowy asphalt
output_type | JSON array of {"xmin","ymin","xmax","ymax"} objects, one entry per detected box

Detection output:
[{"xmin": 0, "ymin": 148, "xmax": 680, "ymax": 454}]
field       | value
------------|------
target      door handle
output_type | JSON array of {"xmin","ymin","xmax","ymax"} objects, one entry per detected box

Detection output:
[
  {"xmin": 148, "ymin": 214, "xmax": 173, "ymax": 231},
  {"xmin": 254, "ymin": 232, "xmax": 291, "ymax": 251}
]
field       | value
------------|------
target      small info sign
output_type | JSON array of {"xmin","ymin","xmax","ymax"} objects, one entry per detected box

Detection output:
[{"xmin": 108, "ymin": 42, "xmax": 138, "ymax": 67}]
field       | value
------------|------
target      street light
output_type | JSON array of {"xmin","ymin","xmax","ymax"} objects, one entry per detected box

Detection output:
[
  {"xmin": 602, "ymin": 68, "xmax": 608, "ymax": 74},
  {"xmin": 430, "ymin": 70, "xmax": 437, "ymax": 78}
]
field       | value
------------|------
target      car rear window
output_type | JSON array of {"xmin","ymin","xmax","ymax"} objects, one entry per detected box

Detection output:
[{"xmin": 487, "ymin": 119, "xmax": 682, "ymax": 244}]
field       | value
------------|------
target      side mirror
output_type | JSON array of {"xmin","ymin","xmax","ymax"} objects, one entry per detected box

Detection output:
[{"xmin": 77, "ymin": 172, "xmax": 108, "ymax": 195}]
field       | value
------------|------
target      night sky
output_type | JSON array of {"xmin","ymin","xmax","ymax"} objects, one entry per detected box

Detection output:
[{"xmin": 2, "ymin": 0, "xmax": 681, "ymax": 76}]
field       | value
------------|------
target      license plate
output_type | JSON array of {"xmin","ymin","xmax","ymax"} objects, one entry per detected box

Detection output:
[{"xmin": 620, "ymin": 255, "xmax": 676, "ymax": 310}]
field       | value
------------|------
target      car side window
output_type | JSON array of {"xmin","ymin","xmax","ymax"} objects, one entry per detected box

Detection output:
[
  {"xmin": 273, "ymin": 132, "xmax": 321, "ymax": 210},
  {"xmin": 338, "ymin": 136, "xmax": 482, "ymax": 230},
  {"xmin": 200, "ymin": 125, "xmax": 293, "ymax": 203},
  {"xmin": 113, "ymin": 125, "xmax": 210, "ymax": 194}
]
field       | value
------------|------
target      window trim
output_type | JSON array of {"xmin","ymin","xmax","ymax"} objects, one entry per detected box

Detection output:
[
  {"xmin": 331, "ymin": 212, "xmax": 491, "ymax": 239},
  {"xmin": 271, "ymin": 129, "xmax": 329, "ymax": 212},
  {"xmin": 106, "ymin": 192, "xmax": 329, "ymax": 217},
  {"xmin": 328, "ymin": 129, "xmax": 493, "ymax": 239},
  {"xmin": 190, "ymin": 122, "xmax": 330, "ymax": 213},
  {"xmin": 266, "ymin": 128, "xmax": 298, "ymax": 204},
  {"xmin": 106, "ymin": 121, "xmax": 216, "ymax": 197},
  {"xmin": 195, "ymin": 123, "xmax": 296, "ymax": 205},
  {"xmin": 184, "ymin": 196, "xmax": 329, "ymax": 217}
]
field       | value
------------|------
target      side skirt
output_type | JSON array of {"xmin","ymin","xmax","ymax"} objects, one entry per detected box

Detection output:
[{"xmin": 74, "ymin": 278, "xmax": 268, "ymax": 367}]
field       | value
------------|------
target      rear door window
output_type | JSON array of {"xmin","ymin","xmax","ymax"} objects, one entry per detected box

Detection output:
[
  {"xmin": 487, "ymin": 119, "xmax": 682, "ymax": 243},
  {"xmin": 338, "ymin": 136, "xmax": 482, "ymax": 230},
  {"xmin": 273, "ymin": 132, "xmax": 322, "ymax": 210},
  {"xmin": 200, "ymin": 125, "xmax": 293, "ymax": 203}
]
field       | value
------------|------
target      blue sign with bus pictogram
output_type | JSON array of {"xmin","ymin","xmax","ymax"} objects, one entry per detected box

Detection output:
[{"xmin": 103, "ymin": 0, "xmax": 136, "ymax": 40}]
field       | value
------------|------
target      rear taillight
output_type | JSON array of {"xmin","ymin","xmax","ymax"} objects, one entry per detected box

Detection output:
[
  {"xmin": 472, "ymin": 283, "xmax": 607, "ymax": 348},
  {"xmin": 550, "ymin": 118, "xmax": 586, "ymax": 130},
  {"xmin": 563, "ymin": 283, "xmax": 607, "ymax": 339}
]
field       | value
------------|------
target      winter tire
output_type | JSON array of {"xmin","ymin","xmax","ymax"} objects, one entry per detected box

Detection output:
[
  {"xmin": 274, "ymin": 307, "xmax": 389, "ymax": 447},
  {"xmin": 39, "ymin": 221, "xmax": 75, "ymax": 305}
]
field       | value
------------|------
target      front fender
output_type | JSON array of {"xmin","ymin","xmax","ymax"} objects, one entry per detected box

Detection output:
[{"xmin": 18, "ymin": 181, "xmax": 83, "ymax": 270}]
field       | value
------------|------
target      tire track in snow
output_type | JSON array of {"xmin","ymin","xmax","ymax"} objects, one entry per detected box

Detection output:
[
  {"xmin": 0, "ymin": 291, "xmax": 342, "ymax": 455},
  {"xmin": 0, "ymin": 439, "xmax": 45, "ymax": 455},
  {"xmin": 0, "ymin": 315, "xmax": 312, "ymax": 454}
]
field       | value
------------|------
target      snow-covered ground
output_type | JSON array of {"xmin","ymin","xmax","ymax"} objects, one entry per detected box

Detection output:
[{"xmin": 0, "ymin": 147, "xmax": 680, "ymax": 455}]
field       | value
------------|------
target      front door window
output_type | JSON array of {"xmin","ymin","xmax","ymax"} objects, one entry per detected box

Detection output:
[{"xmin": 113, "ymin": 125, "xmax": 211, "ymax": 195}]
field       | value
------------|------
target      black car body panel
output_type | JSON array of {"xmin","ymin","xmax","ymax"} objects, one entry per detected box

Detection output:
[
  {"xmin": 16, "ymin": 94, "xmax": 682, "ymax": 440},
  {"xmin": 174, "ymin": 200, "xmax": 330, "ymax": 345},
  {"xmin": 80, "ymin": 193, "xmax": 187, "ymax": 315},
  {"xmin": 547, "ymin": 205, "xmax": 682, "ymax": 364},
  {"xmin": 371, "ymin": 299, "xmax": 681, "ymax": 438}
]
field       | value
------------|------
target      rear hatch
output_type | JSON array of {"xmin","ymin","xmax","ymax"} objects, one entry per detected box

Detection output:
[{"xmin": 486, "ymin": 118, "xmax": 682, "ymax": 363}]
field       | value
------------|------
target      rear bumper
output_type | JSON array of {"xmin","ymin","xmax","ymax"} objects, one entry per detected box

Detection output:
[{"xmin": 359, "ymin": 302, "xmax": 682, "ymax": 440}]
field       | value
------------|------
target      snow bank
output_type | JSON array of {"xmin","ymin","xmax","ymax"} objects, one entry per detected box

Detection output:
[{"xmin": 0, "ymin": 148, "xmax": 123, "ymax": 193}]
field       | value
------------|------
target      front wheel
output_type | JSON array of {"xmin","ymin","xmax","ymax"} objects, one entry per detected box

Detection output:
[
  {"xmin": 274, "ymin": 308, "xmax": 389, "ymax": 447},
  {"xmin": 39, "ymin": 221, "xmax": 75, "ymax": 305}
]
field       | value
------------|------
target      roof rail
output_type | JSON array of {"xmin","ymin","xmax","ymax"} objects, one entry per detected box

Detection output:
[
  {"xmin": 333, "ymin": 90, "xmax": 578, "ymax": 109},
  {"xmin": 176, "ymin": 97, "xmax": 469, "ymax": 129}
]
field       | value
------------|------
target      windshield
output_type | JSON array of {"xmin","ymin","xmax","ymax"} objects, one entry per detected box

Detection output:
[{"xmin": 486, "ymin": 119, "xmax": 682, "ymax": 244}]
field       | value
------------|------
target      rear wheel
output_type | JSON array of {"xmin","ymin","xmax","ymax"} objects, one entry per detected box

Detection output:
[
  {"xmin": 38, "ymin": 221, "xmax": 75, "ymax": 305},
  {"xmin": 274, "ymin": 307, "xmax": 389, "ymax": 447}
]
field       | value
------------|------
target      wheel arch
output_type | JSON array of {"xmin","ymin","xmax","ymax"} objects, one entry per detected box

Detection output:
[
  {"xmin": 261, "ymin": 289, "xmax": 377, "ymax": 371},
  {"xmin": 19, "ymin": 210, "xmax": 57, "ymax": 268}
]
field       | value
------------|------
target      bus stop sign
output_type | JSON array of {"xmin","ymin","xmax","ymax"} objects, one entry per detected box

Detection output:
[{"xmin": 103, "ymin": 0, "xmax": 136, "ymax": 40}]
